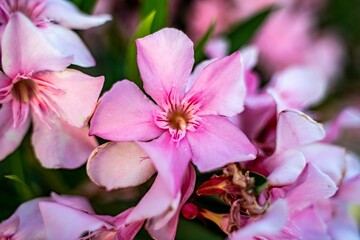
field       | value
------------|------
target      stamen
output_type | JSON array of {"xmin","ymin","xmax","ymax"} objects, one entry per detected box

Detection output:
[{"xmin": 11, "ymin": 79, "xmax": 37, "ymax": 103}]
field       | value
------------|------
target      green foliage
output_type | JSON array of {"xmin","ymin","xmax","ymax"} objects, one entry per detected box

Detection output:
[
  {"xmin": 125, "ymin": 11, "xmax": 156, "ymax": 86},
  {"xmin": 227, "ymin": 7, "xmax": 274, "ymax": 52},
  {"xmin": 249, "ymin": 171, "xmax": 268, "ymax": 195},
  {"xmin": 141, "ymin": 0, "xmax": 168, "ymax": 32},
  {"xmin": 194, "ymin": 22, "xmax": 215, "ymax": 64},
  {"xmin": 71, "ymin": 0, "xmax": 97, "ymax": 13}
]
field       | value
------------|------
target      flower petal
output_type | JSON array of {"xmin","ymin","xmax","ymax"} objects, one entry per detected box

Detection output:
[
  {"xmin": 35, "ymin": 69, "xmax": 104, "ymax": 128},
  {"xmin": 90, "ymin": 80, "xmax": 163, "ymax": 141},
  {"xmin": 87, "ymin": 141, "xmax": 156, "ymax": 191},
  {"xmin": 40, "ymin": 24, "xmax": 95, "ymax": 67},
  {"xmin": 230, "ymin": 199, "xmax": 288, "ymax": 240},
  {"xmin": 268, "ymin": 67, "xmax": 327, "ymax": 111},
  {"xmin": 126, "ymin": 174, "xmax": 179, "ymax": 224},
  {"xmin": 31, "ymin": 115, "xmax": 98, "ymax": 169},
  {"xmin": 285, "ymin": 163, "xmax": 337, "ymax": 213},
  {"xmin": 187, "ymin": 115, "xmax": 257, "ymax": 172},
  {"xmin": 138, "ymin": 133, "xmax": 192, "ymax": 196},
  {"xmin": 337, "ymin": 174, "xmax": 360, "ymax": 204},
  {"xmin": 2, "ymin": 12, "xmax": 72, "ymax": 78},
  {"xmin": 43, "ymin": 0, "xmax": 111, "ymax": 29},
  {"xmin": 50, "ymin": 192, "xmax": 95, "ymax": 214},
  {"xmin": 299, "ymin": 143, "xmax": 346, "ymax": 185},
  {"xmin": 0, "ymin": 103, "xmax": 30, "ymax": 160},
  {"xmin": 275, "ymin": 110, "xmax": 325, "ymax": 153},
  {"xmin": 136, "ymin": 28, "xmax": 194, "ymax": 105},
  {"xmin": 185, "ymin": 51, "xmax": 246, "ymax": 116},
  {"xmin": 267, "ymin": 150, "xmax": 306, "ymax": 186},
  {"xmin": 39, "ymin": 201, "xmax": 107, "ymax": 240},
  {"xmin": 146, "ymin": 166, "xmax": 196, "ymax": 240}
]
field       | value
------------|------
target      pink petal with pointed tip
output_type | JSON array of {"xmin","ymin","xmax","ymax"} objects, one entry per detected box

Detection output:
[
  {"xmin": 147, "ymin": 166, "xmax": 196, "ymax": 240},
  {"xmin": 186, "ymin": 51, "xmax": 246, "ymax": 117},
  {"xmin": 126, "ymin": 175, "xmax": 179, "ymax": 224},
  {"xmin": 90, "ymin": 80, "xmax": 163, "ymax": 141},
  {"xmin": 40, "ymin": 24, "xmax": 95, "ymax": 67},
  {"xmin": 136, "ymin": 28, "xmax": 194, "ymax": 105},
  {"xmin": 113, "ymin": 209, "xmax": 144, "ymax": 240},
  {"xmin": 230, "ymin": 199, "xmax": 288, "ymax": 240},
  {"xmin": 87, "ymin": 141, "xmax": 156, "ymax": 191},
  {"xmin": 0, "ymin": 103, "xmax": 30, "ymax": 160},
  {"xmin": 2, "ymin": 12, "xmax": 72, "ymax": 78},
  {"xmin": 187, "ymin": 115, "xmax": 257, "ymax": 172},
  {"xmin": 43, "ymin": 0, "xmax": 111, "ymax": 30},
  {"xmin": 31, "ymin": 115, "xmax": 98, "ymax": 169},
  {"xmin": 285, "ymin": 163, "xmax": 337, "ymax": 213},
  {"xmin": 50, "ymin": 192, "xmax": 95, "ymax": 214},
  {"xmin": 39, "ymin": 202, "xmax": 107, "ymax": 240},
  {"xmin": 35, "ymin": 69, "xmax": 104, "ymax": 128},
  {"xmin": 138, "ymin": 133, "xmax": 192, "ymax": 196},
  {"xmin": 299, "ymin": 143, "xmax": 346, "ymax": 184},
  {"xmin": 267, "ymin": 150, "xmax": 306, "ymax": 186},
  {"xmin": 275, "ymin": 110, "xmax": 325, "ymax": 153}
]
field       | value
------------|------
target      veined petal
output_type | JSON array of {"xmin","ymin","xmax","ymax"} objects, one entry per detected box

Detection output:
[
  {"xmin": 40, "ymin": 24, "xmax": 95, "ymax": 67},
  {"xmin": 275, "ymin": 110, "xmax": 325, "ymax": 153},
  {"xmin": 138, "ymin": 133, "xmax": 192, "ymax": 196},
  {"xmin": 0, "ymin": 103, "xmax": 30, "ymax": 160},
  {"xmin": 39, "ymin": 202, "xmax": 108, "ymax": 240},
  {"xmin": 136, "ymin": 28, "xmax": 194, "ymax": 105},
  {"xmin": 31, "ymin": 115, "xmax": 98, "ymax": 169},
  {"xmin": 35, "ymin": 69, "xmax": 104, "ymax": 128},
  {"xmin": 87, "ymin": 142, "xmax": 156, "ymax": 191},
  {"xmin": 2, "ymin": 12, "xmax": 72, "ymax": 78},
  {"xmin": 90, "ymin": 80, "xmax": 163, "ymax": 141},
  {"xmin": 185, "ymin": 51, "xmax": 246, "ymax": 117},
  {"xmin": 187, "ymin": 115, "xmax": 257, "ymax": 172},
  {"xmin": 43, "ymin": 0, "xmax": 111, "ymax": 29}
]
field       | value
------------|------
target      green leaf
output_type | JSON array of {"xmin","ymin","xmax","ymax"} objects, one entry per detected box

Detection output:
[
  {"xmin": 4, "ymin": 175, "xmax": 33, "ymax": 200},
  {"xmin": 125, "ymin": 11, "xmax": 156, "ymax": 86},
  {"xmin": 227, "ymin": 7, "xmax": 274, "ymax": 52},
  {"xmin": 249, "ymin": 171, "xmax": 268, "ymax": 195},
  {"xmin": 194, "ymin": 22, "xmax": 216, "ymax": 64},
  {"xmin": 141, "ymin": 0, "xmax": 168, "ymax": 32},
  {"xmin": 71, "ymin": 0, "xmax": 97, "ymax": 13}
]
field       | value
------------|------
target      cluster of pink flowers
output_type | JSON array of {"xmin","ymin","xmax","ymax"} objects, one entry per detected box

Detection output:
[{"xmin": 1, "ymin": 0, "xmax": 360, "ymax": 239}]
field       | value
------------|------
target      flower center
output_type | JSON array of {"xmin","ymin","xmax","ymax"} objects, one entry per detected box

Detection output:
[
  {"xmin": 11, "ymin": 79, "xmax": 37, "ymax": 103},
  {"xmin": 167, "ymin": 109, "xmax": 189, "ymax": 131}
]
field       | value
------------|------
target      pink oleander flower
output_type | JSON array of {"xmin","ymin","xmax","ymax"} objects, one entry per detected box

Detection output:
[
  {"xmin": 0, "ymin": 0, "xmax": 111, "ymax": 67},
  {"xmin": 0, "ymin": 12, "xmax": 104, "ymax": 168},
  {"xmin": 90, "ymin": 28, "xmax": 257, "ymax": 195}
]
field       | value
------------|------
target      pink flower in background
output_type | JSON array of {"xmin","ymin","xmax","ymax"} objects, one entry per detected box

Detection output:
[
  {"xmin": 0, "ymin": 12, "xmax": 104, "ymax": 168},
  {"xmin": 0, "ymin": 192, "xmax": 143, "ymax": 240},
  {"xmin": 0, "ymin": 0, "xmax": 111, "ymax": 67},
  {"xmin": 90, "ymin": 28, "xmax": 257, "ymax": 196}
]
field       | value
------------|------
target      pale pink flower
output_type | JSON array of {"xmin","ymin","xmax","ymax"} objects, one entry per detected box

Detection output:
[
  {"xmin": 90, "ymin": 28, "xmax": 257, "ymax": 195},
  {"xmin": 0, "ymin": 192, "xmax": 143, "ymax": 240},
  {"xmin": 0, "ymin": 12, "xmax": 104, "ymax": 168},
  {"xmin": 0, "ymin": 0, "xmax": 111, "ymax": 67}
]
